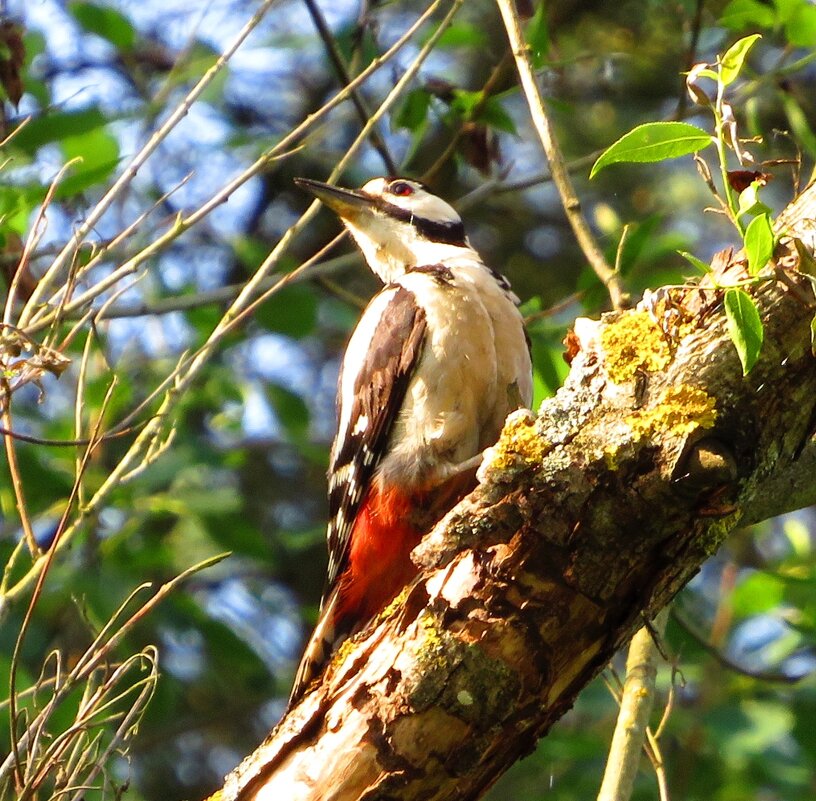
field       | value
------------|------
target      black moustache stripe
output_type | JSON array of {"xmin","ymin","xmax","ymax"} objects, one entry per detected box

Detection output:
[{"xmin": 373, "ymin": 198, "xmax": 467, "ymax": 246}]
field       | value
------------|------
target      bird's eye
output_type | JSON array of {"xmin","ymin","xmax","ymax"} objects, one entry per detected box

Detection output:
[{"xmin": 389, "ymin": 181, "xmax": 414, "ymax": 197}]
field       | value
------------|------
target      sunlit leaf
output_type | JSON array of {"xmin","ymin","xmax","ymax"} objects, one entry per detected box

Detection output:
[
  {"xmin": 724, "ymin": 288, "xmax": 764, "ymax": 374},
  {"xmin": 8, "ymin": 107, "xmax": 109, "ymax": 153},
  {"xmin": 738, "ymin": 181, "xmax": 772, "ymax": 218},
  {"xmin": 811, "ymin": 314, "xmax": 816, "ymax": 356},
  {"xmin": 590, "ymin": 122, "xmax": 712, "ymax": 178},
  {"xmin": 744, "ymin": 212, "xmax": 774, "ymax": 274},
  {"xmin": 678, "ymin": 250, "xmax": 711, "ymax": 274},
  {"xmin": 58, "ymin": 126, "xmax": 120, "ymax": 197},
  {"xmin": 720, "ymin": 34, "xmax": 761, "ymax": 86}
]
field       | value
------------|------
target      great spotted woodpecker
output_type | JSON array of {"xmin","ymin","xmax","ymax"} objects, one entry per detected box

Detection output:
[{"xmin": 288, "ymin": 176, "xmax": 533, "ymax": 704}]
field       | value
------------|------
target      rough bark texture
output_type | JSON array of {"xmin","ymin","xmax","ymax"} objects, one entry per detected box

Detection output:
[{"xmin": 214, "ymin": 183, "xmax": 816, "ymax": 801}]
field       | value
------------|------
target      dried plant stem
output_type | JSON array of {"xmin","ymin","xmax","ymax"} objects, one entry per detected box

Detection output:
[{"xmin": 495, "ymin": 0, "xmax": 628, "ymax": 310}]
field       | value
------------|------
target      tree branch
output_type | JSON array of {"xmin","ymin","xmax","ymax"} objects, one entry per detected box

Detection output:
[
  {"xmin": 211, "ymin": 180, "xmax": 816, "ymax": 801},
  {"xmin": 597, "ymin": 609, "xmax": 668, "ymax": 801}
]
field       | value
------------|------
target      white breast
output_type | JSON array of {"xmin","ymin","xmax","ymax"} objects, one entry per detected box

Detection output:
[{"xmin": 376, "ymin": 261, "xmax": 532, "ymax": 490}]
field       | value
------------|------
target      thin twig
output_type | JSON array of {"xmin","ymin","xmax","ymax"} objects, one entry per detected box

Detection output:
[
  {"xmin": 495, "ymin": 0, "xmax": 629, "ymax": 310},
  {"xmin": 17, "ymin": 0, "xmax": 281, "ymax": 328},
  {"xmin": 23, "ymin": 0, "xmax": 445, "ymax": 336},
  {"xmin": 597, "ymin": 608, "xmax": 669, "ymax": 801},
  {"xmin": 673, "ymin": 609, "xmax": 805, "ymax": 683},
  {"xmin": 1, "ymin": 397, "xmax": 39, "ymax": 557},
  {"xmin": 675, "ymin": 0, "xmax": 706, "ymax": 121},
  {"xmin": 644, "ymin": 727, "xmax": 671, "ymax": 801},
  {"xmin": 303, "ymin": 0, "xmax": 396, "ymax": 174}
]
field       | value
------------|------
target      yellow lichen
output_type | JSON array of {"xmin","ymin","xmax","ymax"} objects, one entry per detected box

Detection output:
[
  {"xmin": 491, "ymin": 412, "xmax": 551, "ymax": 469},
  {"xmin": 376, "ymin": 584, "xmax": 411, "ymax": 623},
  {"xmin": 417, "ymin": 610, "xmax": 445, "ymax": 652},
  {"xmin": 600, "ymin": 310, "xmax": 671, "ymax": 383},
  {"xmin": 626, "ymin": 384, "xmax": 717, "ymax": 439},
  {"xmin": 331, "ymin": 633, "xmax": 358, "ymax": 669}
]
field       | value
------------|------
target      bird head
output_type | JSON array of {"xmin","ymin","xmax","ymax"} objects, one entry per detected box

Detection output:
[{"xmin": 295, "ymin": 177, "xmax": 471, "ymax": 283}]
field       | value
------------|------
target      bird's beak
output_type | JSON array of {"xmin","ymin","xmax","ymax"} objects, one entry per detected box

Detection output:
[{"xmin": 294, "ymin": 178, "xmax": 375, "ymax": 221}]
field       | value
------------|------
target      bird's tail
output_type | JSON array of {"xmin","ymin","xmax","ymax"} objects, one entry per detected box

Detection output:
[{"xmin": 287, "ymin": 587, "xmax": 340, "ymax": 707}]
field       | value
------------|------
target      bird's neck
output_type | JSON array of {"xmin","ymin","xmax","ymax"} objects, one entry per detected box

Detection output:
[{"xmin": 365, "ymin": 240, "xmax": 484, "ymax": 285}]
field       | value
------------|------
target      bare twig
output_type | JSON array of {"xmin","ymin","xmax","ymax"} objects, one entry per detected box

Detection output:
[
  {"xmin": 303, "ymin": 0, "xmax": 397, "ymax": 174},
  {"xmin": 0, "ymin": 390, "xmax": 39, "ymax": 557},
  {"xmin": 597, "ymin": 609, "xmax": 669, "ymax": 801},
  {"xmin": 23, "ymin": 0, "xmax": 446, "ymax": 336},
  {"xmin": 495, "ymin": 0, "xmax": 629, "ymax": 310},
  {"xmin": 0, "ymin": 554, "xmax": 227, "ymax": 786},
  {"xmin": 673, "ymin": 609, "xmax": 806, "ymax": 683},
  {"xmin": 675, "ymin": 0, "xmax": 706, "ymax": 120},
  {"xmin": 17, "ymin": 0, "xmax": 281, "ymax": 327}
]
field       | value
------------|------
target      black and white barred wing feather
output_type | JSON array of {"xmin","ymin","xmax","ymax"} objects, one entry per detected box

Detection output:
[{"xmin": 325, "ymin": 284, "xmax": 427, "ymax": 593}]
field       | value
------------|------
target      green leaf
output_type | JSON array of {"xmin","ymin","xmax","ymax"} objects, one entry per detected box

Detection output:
[
  {"xmin": 451, "ymin": 89, "xmax": 482, "ymax": 120},
  {"xmin": 479, "ymin": 97, "xmax": 517, "ymax": 135},
  {"xmin": 744, "ymin": 212, "xmax": 774, "ymax": 274},
  {"xmin": 69, "ymin": 2, "xmax": 137, "ymax": 51},
  {"xmin": 720, "ymin": 0, "xmax": 776, "ymax": 29},
  {"xmin": 724, "ymin": 288, "xmax": 764, "ymax": 374},
  {"xmin": 525, "ymin": 3, "xmax": 550, "ymax": 67},
  {"xmin": 732, "ymin": 570, "xmax": 785, "ymax": 616},
  {"xmin": 720, "ymin": 34, "xmax": 761, "ymax": 86},
  {"xmin": 255, "ymin": 284, "xmax": 317, "ymax": 338},
  {"xmin": 784, "ymin": 3, "xmax": 816, "ymax": 47},
  {"xmin": 8, "ymin": 107, "xmax": 109, "ymax": 154},
  {"xmin": 738, "ymin": 181, "xmax": 772, "ymax": 218},
  {"xmin": 590, "ymin": 122, "xmax": 712, "ymax": 178},
  {"xmin": 435, "ymin": 22, "xmax": 488, "ymax": 48},
  {"xmin": 393, "ymin": 89, "xmax": 431, "ymax": 133},
  {"xmin": 58, "ymin": 126, "xmax": 120, "ymax": 197},
  {"xmin": 266, "ymin": 384, "xmax": 309, "ymax": 441},
  {"xmin": 678, "ymin": 250, "xmax": 711, "ymax": 274}
]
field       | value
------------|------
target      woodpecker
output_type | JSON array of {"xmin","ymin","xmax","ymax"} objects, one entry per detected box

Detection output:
[{"xmin": 289, "ymin": 176, "xmax": 533, "ymax": 704}]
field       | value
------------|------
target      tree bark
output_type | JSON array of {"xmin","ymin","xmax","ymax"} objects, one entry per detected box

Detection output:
[{"xmin": 214, "ymin": 182, "xmax": 816, "ymax": 801}]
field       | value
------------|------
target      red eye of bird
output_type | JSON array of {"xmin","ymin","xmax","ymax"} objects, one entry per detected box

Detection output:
[{"xmin": 389, "ymin": 181, "xmax": 414, "ymax": 197}]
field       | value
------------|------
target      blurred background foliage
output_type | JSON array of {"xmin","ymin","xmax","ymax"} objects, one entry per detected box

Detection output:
[{"xmin": 0, "ymin": 0, "xmax": 815, "ymax": 799}]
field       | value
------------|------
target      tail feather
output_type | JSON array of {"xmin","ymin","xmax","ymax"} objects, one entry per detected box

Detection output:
[{"xmin": 287, "ymin": 588, "xmax": 339, "ymax": 707}]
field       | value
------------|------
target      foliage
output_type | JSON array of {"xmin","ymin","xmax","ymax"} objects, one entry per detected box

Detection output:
[{"xmin": 0, "ymin": 1, "xmax": 814, "ymax": 800}]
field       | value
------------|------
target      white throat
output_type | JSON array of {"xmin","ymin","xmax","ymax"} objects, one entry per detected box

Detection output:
[{"xmin": 345, "ymin": 217, "xmax": 479, "ymax": 284}]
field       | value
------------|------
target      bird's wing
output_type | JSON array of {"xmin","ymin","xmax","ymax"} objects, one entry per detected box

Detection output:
[{"xmin": 324, "ymin": 284, "xmax": 427, "ymax": 596}]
